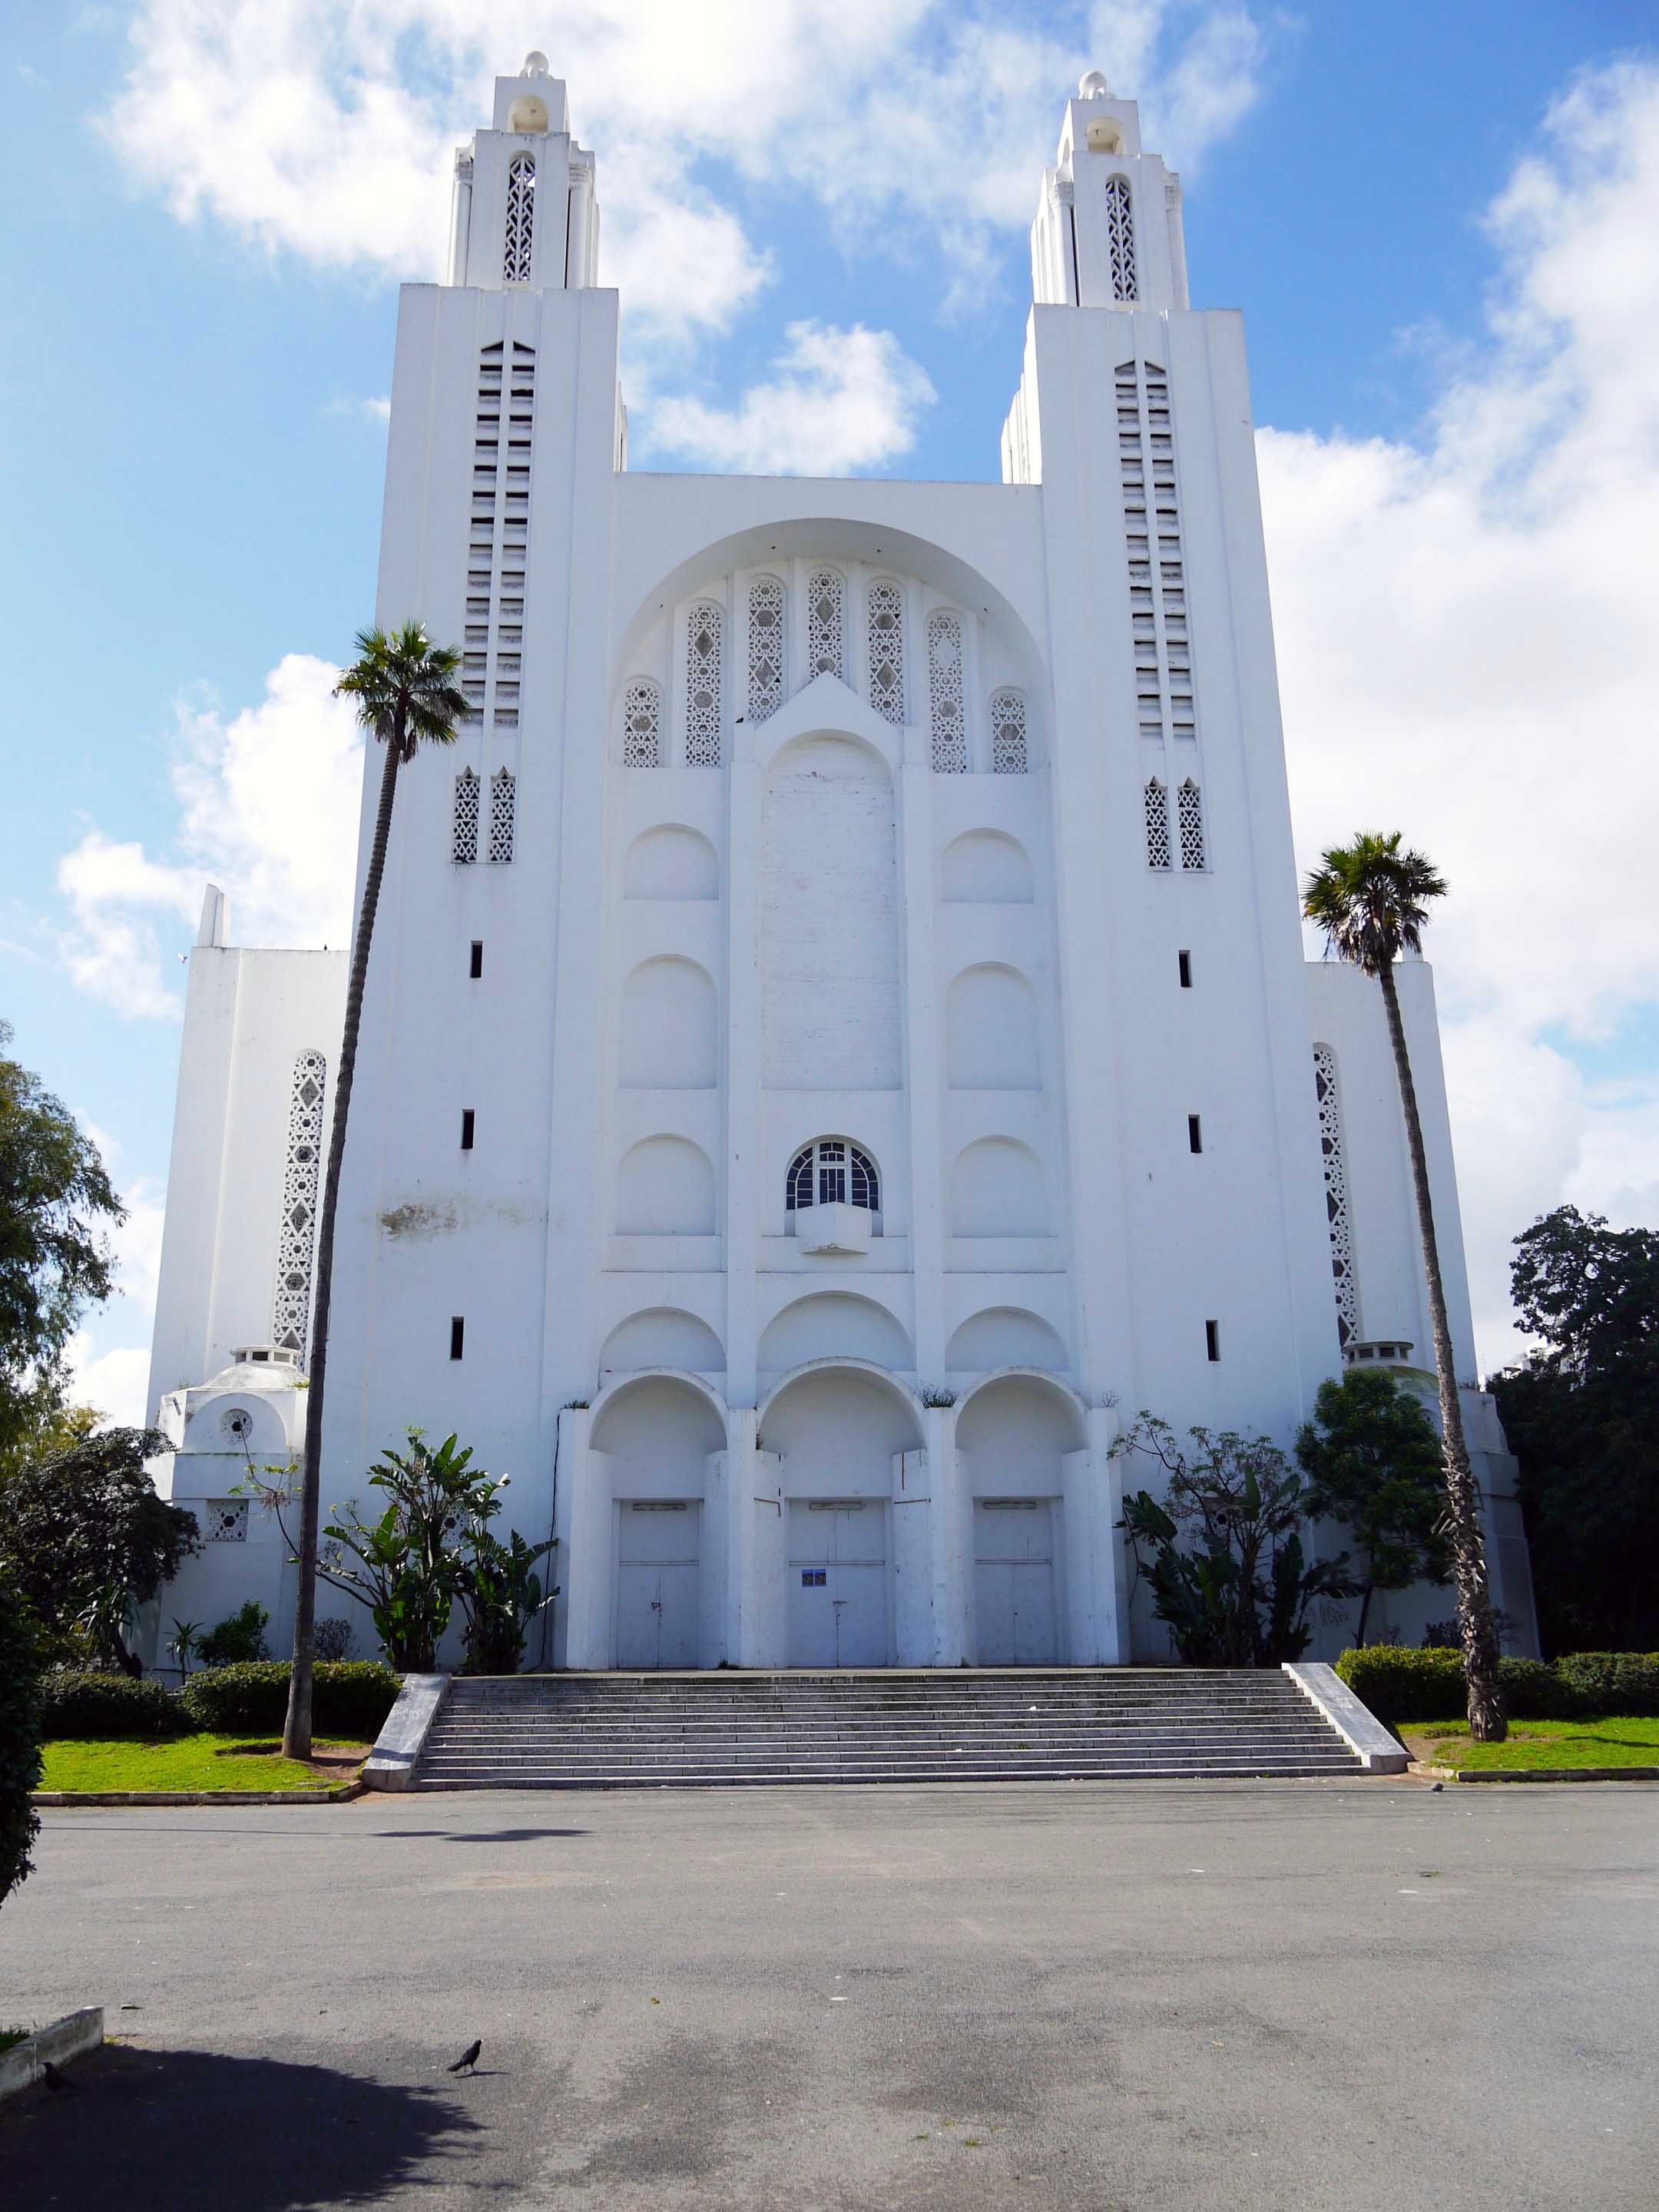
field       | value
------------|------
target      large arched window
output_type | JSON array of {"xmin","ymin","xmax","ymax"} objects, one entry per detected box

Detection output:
[
  {"xmin": 684, "ymin": 602, "xmax": 724, "ymax": 766},
  {"xmin": 866, "ymin": 581, "xmax": 906, "ymax": 725},
  {"xmin": 504, "ymin": 154, "xmax": 536, "ymax": 283},
  {"xmin": 927, "ymin": 609, "xmax": 967, "ymax": 771},
  {"xmin": 747, "ymin": 575, "xmax": 784, "ymax": 722},
  {"xmin": 807, "ymin": 568, "xmax": 845, "ymax": 680},
  {"xmin": 786, "ymin": 1138, "xmax": 880, "ymax": 1218}
]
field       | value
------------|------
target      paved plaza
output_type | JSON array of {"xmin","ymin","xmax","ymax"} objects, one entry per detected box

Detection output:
[{"xmin": 2, "ymin": 1779, "xmax": 1655, "ymax": 2209}]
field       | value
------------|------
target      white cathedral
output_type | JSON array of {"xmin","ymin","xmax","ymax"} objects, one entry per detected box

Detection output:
[{"xmin": 142, "ymin": 59, "xmax": 1538, "ymax": 1672}]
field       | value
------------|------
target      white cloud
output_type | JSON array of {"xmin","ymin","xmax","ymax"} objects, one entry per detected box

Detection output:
[
  {"xmin": 58, "ymin": 654, "xmax": 363, "ymax": 1018},
  {"xmin": 328, "ymin": 393, "xmax": 392, "ymax": 422},
  {"xmin": 646, "ymin": 321, "xmax": 935, "ymax": 475},
  {"xmin": 1261, "ymin": 61, "xmax": 1659, "ymax": 1372},
  {"xmin": 65, "ymin": 1171, "xmax": 169, "ymax": 1429}
]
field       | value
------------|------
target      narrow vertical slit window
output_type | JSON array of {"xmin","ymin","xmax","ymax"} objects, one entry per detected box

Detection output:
[
  {"xmin": 1187, "ymin": 1115, "xmax": 1203, "ymax": 1154},
  {"xmin": 1205, "ymin": 1320, "xmax": 1220, "ymax": 1363},
  {"xmin": 1313, "ymin": 1043, "xmax": 1359, "ymax": 1347},
  {"xmin": 1105, "ymin": 174, "xmax": 1137, "ymax": 301},
  {"xmin": 271, "ymin": 1051, "xmax": 326, "ymax": 1360},
  {"xmin": 450, "ymin": 1317, "xmax": 466, "ymax": 1361},
  {"xmin": 469, "ymin": 941, "xmax": 484, "ymax": 979},
  {"xmin": 504, "ymin": 154, "xmax": 536, "ymax": 283},
  {"xmin": 461, "ymin": 1109, "xmax": 476, "ymax": 1151},
  {"xmin": 1177, "ymin": 949, "xmax": 1192, "ymax": 988}
]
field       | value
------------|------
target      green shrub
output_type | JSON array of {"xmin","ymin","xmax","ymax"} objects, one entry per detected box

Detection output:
[
  {"xmin": 1, "ymin": 1577, "xmax": 46, "ymax": 1909},
  {"xmin": 197, "ymin": 1600, "xmax": 270, "ymax": 1668},
  {"xmin": 179, "ymin": 1660, "xmax": 399, "ymax": 1739},
  {"xmin": 1334, "ymin": 1645, "xmax": 1576, "ymax": 1723},
  {"xmin": 39, "ymin": 1668, "xmax": 194, "ymax": 1740},
  {"xmin": 1551, "ymin": 1652, "xmax": 1659, "ymax": 1717}
]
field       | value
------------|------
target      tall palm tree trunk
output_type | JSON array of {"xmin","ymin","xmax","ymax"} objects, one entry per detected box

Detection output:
[
  {"xmin": 282, "ymin": 723, "xmax": 405, "ymax": 1761},
  {"xmin": 1376, "ymin": 962, "xmax": 1506, "ymax": 1742}
]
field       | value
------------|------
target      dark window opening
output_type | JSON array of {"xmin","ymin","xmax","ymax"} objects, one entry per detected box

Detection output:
[
  {"xmin": 1188, "ymin": 1114, "xmax": 1203, "ymax": 1154},
  {"xmin": 1177, "ymin": 949, "xmax": 1192, "ymax": 988},
  {"xmin": 469, "ymin": 940, "xmax": 484, "ymax": 979},
  {"xmin": 1205, "ymin": 1319, "xmax": 1220, "ymax": 1363},
  {"xmin": 461, "ymin": 1109, "xmax": 475, "ymax": 1151},
  {"xmin": 450, "ymin": 1316, "xmax": 465, "ymax": 1361}
]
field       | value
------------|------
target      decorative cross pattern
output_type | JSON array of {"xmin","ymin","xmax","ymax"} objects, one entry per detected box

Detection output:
[
  {"xmin": 203, "ymin": 1499, "xmax": 249, "ymax": 1544},
  {"xmin": 927, "ymin": 610, "xmax": 967, "ymax": 771},
  {"xmin": 1177, "ymin": 778, "xmax": 1206, "ymax": 869},
  {"xmin": 623, "ymin": 678, "xmax": 661, "ymax": 766},
  {"xmin": 807, "ymin": 569, "xmax": 845, "ymax": 680},
  {"xmin": 990, "ymin": 688, "xmax": 1028, "ymax": 773},
  {"xmin": 747, "ymin": 576, "xmax": 785, "ymax": 723},
  {"xmin": 866, "ymin": 581, "xmax": 906, "ymax": 725},
  {"xmin": 488, "ymin": 769, "xmax": 515, "ymax": 863},
  {"xmin": 504, "ymin": 154, "xmax": 536, "ymax": 283},
  {"xmin": 1105, "ymin": 174, "xmax": 1137, "ymax": 301},
  {"xmin": 271, "ymin": 1050, "xmax": 326, "ymax": 1358},
  {"xmin": 452, "ymin": 769, "xmax": 480, "ymax": 863},
  {"xmin": 1313, "ymin": 1045, "xmax": 1359, "ymax": 1346},
  {"xmin": 1144, "ymin": 780, "xmax": 1172, "ymax": 869},
  {"xmin": 685, "ymin": 603, "xmax": 724, "ymax": 765}
]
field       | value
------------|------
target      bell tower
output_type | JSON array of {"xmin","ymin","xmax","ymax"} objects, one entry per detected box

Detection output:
[
  {"xmin": 1029, "ymin": 72, "xmax": 1190, "ymax": 314},
  {"xmin": 446, "ymin": 51, "xmax": 601, "ymax": 292}
]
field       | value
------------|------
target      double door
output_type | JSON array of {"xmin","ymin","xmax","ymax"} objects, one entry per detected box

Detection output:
[
  {"xmin": 615, "ymin": 1502, "xmax": 700, "ymax": 1669},
  {"xmin": 973, "ymin": 1498, "xmax": 1058, "ymax": 1665},
  {"xmin": 786, "ymin": 1501, "xmax": 889, "ymax": 1667}
]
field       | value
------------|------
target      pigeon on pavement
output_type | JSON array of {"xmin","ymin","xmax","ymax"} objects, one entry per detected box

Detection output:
[{"xmin": 449, "ymin": 2040, "xmax": 482, "ymax": 2075}]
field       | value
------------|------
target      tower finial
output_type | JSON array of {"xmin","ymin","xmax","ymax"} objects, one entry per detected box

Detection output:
[
  {"xmin": 522, "ymin": 51, "xmax": 550, "ymax": 77},
  {"xmin": 1078, "ymin": 69, "xmax": 1111, "ymax": 99}
]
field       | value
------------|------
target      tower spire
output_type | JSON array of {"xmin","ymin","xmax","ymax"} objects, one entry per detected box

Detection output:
[
  {"xmin": 446, "ymin": 53, "xmax": 600, "ymax": 291},
  {"xmin": 1028, "ymin": 74, "xmax": 1189, "ymax": 313}
]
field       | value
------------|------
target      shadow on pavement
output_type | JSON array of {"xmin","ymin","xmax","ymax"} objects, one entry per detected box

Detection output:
[
  {"xmin": 0, "ymin": 2043, "xmax": 482, "ymax": 2208},
  {"xmin": 372, "ymin": 1827, "xmax": 588, "ymax": 1843}
]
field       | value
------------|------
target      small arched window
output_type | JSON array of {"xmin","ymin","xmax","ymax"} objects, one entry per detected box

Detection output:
[
  {"xmin": 452, "ymin": 769, "xmax": 480, "ymax": 863},
  {"xmin": 1177, "ymin": 777, "xmax": 1205, "ymax": 869},
  {"xmin": 786, "ymin": 1138, "xmax": 880, "ymax": 1217},
  {"xmin": 1144, "ymin": 778, "xmax": 1171, "ymax": 869},
  {"xmin": 488, "ymin": 768, "xmax": 516, "ymax": 863},
  {"xmin": 927, "ymin": 610, "xmax": 967, "ymax": 772},
  {"xmin": 1105, "ymin": 174, "xmax": 1137, "ymax": 302},
  {"xmin": 623, "ymin": 678, "xmax": 661, "ymax": 766},
  {"xmin": 504, "ymin": 153, "xmax": 536, "ymax": 283},
  {"xmin": 685, "ymin": 602, "xmax": 724, "ymax": 766},
  {"xmin": 990, "ymin": 688, "xmax": 1028, "ymax": 773},
  {"xmin": 747, "ymin": 575, "xmax": 784, "ymax": 723},
  {"xmin": 807, "ymin": 568, "xmax": 845, "ymax": 680},
  {"xmin": 866, "ymin": 581, "xmax": 906, "ymax": 726}
]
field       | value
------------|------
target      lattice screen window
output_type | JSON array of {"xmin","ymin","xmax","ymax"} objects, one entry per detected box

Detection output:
[
  {"xmin": 685, "ymin": 603, "xmax": 724, "ymax": 765},
  {"xmin": 271, "ymin": 1050, "xmax": 326, "ymax": 1359},
  {"xmin": 1177, "ymin": 778, "xmax": 1206, "ymax": 869},
  {"xmin": 866, "ymin": 581, "xmax": 907, "ymax": 726},
  {"xmin": 1144, "ymin": 780, "xmax": 1172, "ymax": 869},
  {"xmin": 1105, "ymin": 174, "xmax": 1137, "ymax": 302},
  {"xmin": 504, "ymin": 154, "xmax": 536, "ymax": 282},
  {"xmin": 807, "ymin": 568, "xmax": 845, "ymax": 680},
  {"xmin": 927, "ymin": 610, "xmax": 967, "ymax": 771},
  {"xmin": 747, "ymin": 576, "xmax": 785, "ymax": 723},
  {"xmin": 1313, "ymin": 1045, "xmax": 1359, "ymax": 1346},
  {"xmin": 203, "ymin": 1499, "xmax": 249, "ymax": 1544},
  {"xmin": 991, "ymin": 689, "xmax": 1028, "ymax": 774},
  {"xmin": 786, "ymin": 1137, "xmax": 880, "ymax": 1214},
  {"xmin": 452, "ymin": 770, "xmax": 480, "ymax": 863},
  {"xmin": 488, "ymin": 769, "xmax": 516, "ymax": 863},
  {"xmin": 623, "ymin": 679, "xmax": 661, "ymax": 766}
]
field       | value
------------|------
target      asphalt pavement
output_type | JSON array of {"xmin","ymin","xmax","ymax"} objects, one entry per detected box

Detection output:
[{"xmin": 2, "ymin": 1777, "xmax": 1655, "ymax": 2209}]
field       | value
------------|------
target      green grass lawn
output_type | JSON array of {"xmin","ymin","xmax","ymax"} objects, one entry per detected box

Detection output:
[
  {"xmin": 1401, "ymin": 1715, "xmax": 1659, "ymax": 1770},
  {"xmin": 38, "ymin": 1735, "xmax": 366, "ymax": 1793}
]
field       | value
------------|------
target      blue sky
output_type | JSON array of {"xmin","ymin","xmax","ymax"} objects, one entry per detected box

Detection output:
[{"xmin": 3, "ymin": 1, "xmax": 1657, "ymax": 1410}]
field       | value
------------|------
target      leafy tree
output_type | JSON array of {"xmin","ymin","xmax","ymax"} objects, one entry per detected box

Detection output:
[
  {"xmin": 0, "ymin": 1574, "xmax": 45, "ymax": 1914},
  {"xmin": 1296, "ymin": 1369, "xmax": 1450, "ymax": 1647},
  {"xmin": 459, "ymin": 1505, "xmax": 557, "ymax": 1677},
  {"xmin": 1489, "ymin": 1206, "xmax": 1659, "ymax": 1653},
  {"xmin": 0, "ymin": 1427, "xmax": 200, "ymax": 1673},
  {"xmin": 197, "ymin": 1599, "xmax": 270, "ymax": 1668},
  {"xmin": 1113, "ymin": 1415, "xmax": 1354, "ymax": 1666},
  {"xmin": 283, "ymin": 625, "xmax": 466, "ymax": 1759},
  {"xmin": 0, "ymin": 1024, "xmax": 123, "ymax": 1474},
  {"xmin": 315, "ymin": 1431, "xmax": 489, "ymax": 1672},
  {"xmin": 1303, "ymin": 831, "xmax": 1506, "ymax": 1741}
]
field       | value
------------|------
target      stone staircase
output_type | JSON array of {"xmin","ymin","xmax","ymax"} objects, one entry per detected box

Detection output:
[{"xmin": 412, "ymin": 1669, "xmax": 1366, "ymax": 1790}]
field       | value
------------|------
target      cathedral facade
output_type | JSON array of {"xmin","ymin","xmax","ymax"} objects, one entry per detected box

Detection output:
[{"xmin": 144, "ymin": 61, "xmax": 1538, "ymax": 1669}]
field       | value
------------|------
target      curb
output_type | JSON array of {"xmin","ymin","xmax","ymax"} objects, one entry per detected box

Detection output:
[
  {"xmin": 1407, "ymin": 1760, "xmax": 1659, "ymax": 1785},
  {"xmin": 32, "ymin": 1780, "xmax": 366, "ymax": 1806},
  {"xmin": 1282, "ymin": 1661, "xmax": 1409, "ymax": 1773},
  {"xmin": 0, "ymin": 2009, "xmax": 103, "ymax": 2102}
]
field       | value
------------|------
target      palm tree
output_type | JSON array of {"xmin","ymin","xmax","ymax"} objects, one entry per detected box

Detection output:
[
  {"xmin": 1302, "ymin": 832, "xmax": 1507, "ymax": 1743},
  {"xmin": 281, "ymin": 623, "xmax": 467, "ymax": 1761}
]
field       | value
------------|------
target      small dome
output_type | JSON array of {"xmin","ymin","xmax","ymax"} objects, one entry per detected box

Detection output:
[
  {"xmin": 522, "ymin": 50, "xmax": 550, "ymax": 77},
  {"xmin": 1078, "ymin": 70, "xmax": 1111, "ymax": 98}
]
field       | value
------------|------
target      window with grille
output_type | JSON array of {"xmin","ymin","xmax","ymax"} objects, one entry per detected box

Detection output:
[
  {"xmin": 866, "ymin": 581, "xmax": 906, "ymax": 726},
  {"xmin": 1313, "ymin": 1045, "xmax": 1359, "ymax": 1347},
  {"xmin": 786, "ymin": 1138, "xmax": 880, "ymax": 1217},
  {"xmin": 990, "ymin": 688, "xmax": 1028, "ymax": 773},
  {"xmin": 1117, "ymin": 357, "xmax": 1194, "ymax": 748},
  {"xmin": 452, "ymin": 770, "xmax": 480, "ymax": 863},
  {"xmin": 1144, "ymin": 780, "xmax": 1172, "ymax": 869},
  {"xmin": 204, "ymin": 1499, "xmax": 249, "ymax": 1544},
  {"xmin": 685, "ymin": 603, "xmax": 724, "ymax": 766},
  {"xmin": 1177, "ymin": 779, "xmax": 1205, "ymax": 869},
  {"xmin": 488, "ymin": 769, "xmax": 515, "ymax": 863},
  {"xmin": 927, "ymin": 611, "xmax": 967, "ymax": 771},
  {"xmin": 623, "ymin": 678, "xmax": 661, "ymax": 766},
  {"xmin": 504, "ymin": 154, "xmax": 536, "ymax": 283},
  {"xmin": 807, "ymin": 568, "xmax": 845, "ymax": 680},
  {"xmin": 1105, "ymin": 175, "xmax": 1137, "ymax": 303},
  {"xmin": 747, "ymin": 575, "xmax": 785, "ymax": 723},
  {"xmin": 271, "ymin": 1050, "xmax": 326, "ymax": 1359}
]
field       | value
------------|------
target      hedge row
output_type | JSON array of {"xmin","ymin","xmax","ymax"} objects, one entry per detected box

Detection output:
[
  {"xmin": 39, "ymin": 1662, "xmax": 400, "ymax": 1742},
  {"xmin": 1336, "ymin": 1646, "xmax": 1659, "ymax": 1724}
]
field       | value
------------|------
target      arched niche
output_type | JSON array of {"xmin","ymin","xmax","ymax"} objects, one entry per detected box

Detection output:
[
  {"xmin": 956, "ymin": 1373, "xmax": 1087, "ymax": 1486},
  {"xmin": 618, "ymin": 957, "xmax": 717, "ymax": 1088},
  {"xmin": 757, "ymin": 1293, "xmax": 912, "ymax": 1375},
  {"xmin": 762, "ymin": 1366, "xmax": 922, "ymax": 1488},
  {"xmin": 590, "ymin": 1373, "xmax": 727, "ymax": 1484},
  {"xmin": 598, "ymin": 1310, "xmax": 727, "ymax": 1374},
  {"xmin": 624, "ymin": 825, "xmax": 719, "ymax": 901},
  {"xmin": 946, "ymin": 964, "xmax": 1041, "ymax": 1090},
  {"xmin": 616, "ymin": 1137, "xmax": 717, "ymax": 1235},
  {"xmin": 942, "ymin": 830, "xmax": 1033, "ymax": 904},
  {"xmin": 951, "ymin": 1137, "xmax": 1048, "ymax": 1237},
  {"xmin": 946, "ymin": 1308, "xmax": 1067, "ymax": 1372}
]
